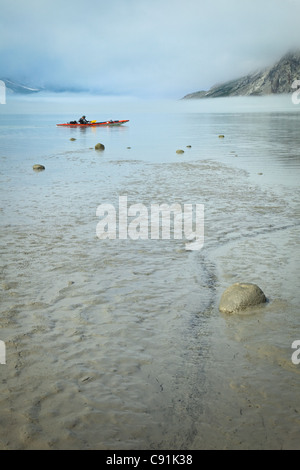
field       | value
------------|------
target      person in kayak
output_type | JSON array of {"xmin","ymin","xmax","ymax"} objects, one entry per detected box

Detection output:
[{"xmin": 78, "ymin": 115, "xmax": 89, "ymax": 124}]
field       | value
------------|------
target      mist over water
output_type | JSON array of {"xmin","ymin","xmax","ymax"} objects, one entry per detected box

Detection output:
[{"xmin": 0, "ymin": 94, "xmax": 299, "ymax": 449}]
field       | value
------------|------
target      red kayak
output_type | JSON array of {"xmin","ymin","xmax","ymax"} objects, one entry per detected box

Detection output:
[{"xmin": 56, "ymin": 119, "xmax": 129, "ymax": 127}]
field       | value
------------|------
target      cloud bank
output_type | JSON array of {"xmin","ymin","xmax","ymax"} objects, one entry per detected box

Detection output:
[{"xmin": 1, "ymin": 0, "xmax": 300, "ymax": 97}]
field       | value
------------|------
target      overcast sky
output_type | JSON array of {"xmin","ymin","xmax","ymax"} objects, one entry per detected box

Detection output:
[{"xmin": 1, "ymin": 0, "xmax": 300, "ymax": 97}]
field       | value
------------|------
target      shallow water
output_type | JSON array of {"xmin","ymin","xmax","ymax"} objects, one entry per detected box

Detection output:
[{"xmin": 0, "ymin": 94, "xmax": 299, "ymax": 449}]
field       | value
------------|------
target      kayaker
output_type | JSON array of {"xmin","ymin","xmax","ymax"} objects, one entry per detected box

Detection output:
[{"xmin": 78, "ymin": 115, "xmax": 89, "ymax": 124}]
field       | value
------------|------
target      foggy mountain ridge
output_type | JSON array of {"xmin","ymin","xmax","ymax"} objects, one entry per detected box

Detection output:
[
  {"xmin": 2, "ymin": 50, "xmax": 300, "ymax": 98},
  {"xmin": 182, "ymin": 50, "xmax": 300, "ymax": 99}
]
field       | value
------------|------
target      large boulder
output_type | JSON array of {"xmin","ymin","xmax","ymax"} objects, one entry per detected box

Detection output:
[{"xmin": 219, "ymin": 282, "xmax": 266, "ymax": 314}]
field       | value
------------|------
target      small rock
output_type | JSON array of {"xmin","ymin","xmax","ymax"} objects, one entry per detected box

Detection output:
[
  {"xmin": 81, "ymin": 376, "xmax": 91, "ymax": 383},
  {"xmin": 258, "ymin": 172, "xmax": 263, "ymax": 175},
  {"xmin": 70, "ymin": 138, "xmax": 76, "ymax": 141},
  {"xmin": 176, "ymin": 149, "xmax": 184, "ymax": 154},
  {"xmin": 219, "ymin": 282, "xmax": 266, "ymax": 314},
  {"xmin": 33, "ymin": 164, "xmax": 45, "ymax": 171},
  {"xmin": 218, "ymin": 135, "xmax": 225, "ymax": 138},
  {"xmin": 186, "ymin": 145, "xmax": 192, "ymax": 148},
  {"xmin": 95, "ymin": 143, "xmax": 105, "ymax": 151}
]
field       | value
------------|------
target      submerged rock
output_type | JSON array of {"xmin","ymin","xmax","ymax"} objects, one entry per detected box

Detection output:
[
  {"xmin": 33, "ymin": 164, "xmax": 45, "ymax": 171},
  {"xmin": 95, "ymin": 143, "xmax": 105, "ymax": 151},
  {"xmin": 219, "ymin": 282, "xmax": 266, "ymax": 314}
]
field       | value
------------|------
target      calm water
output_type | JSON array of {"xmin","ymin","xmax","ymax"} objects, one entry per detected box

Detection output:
[{"xmin": 0, "ymin": 93, "xmax": 299, "ymax": 449}]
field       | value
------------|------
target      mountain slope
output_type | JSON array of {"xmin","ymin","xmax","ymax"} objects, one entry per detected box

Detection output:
[{"xmin": 182, "ymin": 51, "xmax": 300, "ymax": 99}]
